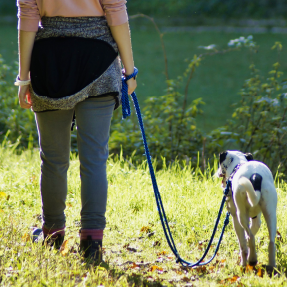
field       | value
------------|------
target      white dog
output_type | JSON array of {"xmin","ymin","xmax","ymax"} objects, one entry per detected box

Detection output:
[{"xmin": 216, "ymin": 150, "xmax": 277, "ymax": 267}]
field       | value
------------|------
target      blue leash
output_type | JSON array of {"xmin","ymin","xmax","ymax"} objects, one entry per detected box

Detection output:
[{"xmin": 122, "ymin": 68, "xmax": 230, "ymax": 267}]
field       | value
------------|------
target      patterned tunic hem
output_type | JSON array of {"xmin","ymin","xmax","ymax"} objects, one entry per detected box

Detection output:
[
  {"xmin": 30, "ymin": 16, "xmax": 122, "ymax": 112},
  {"xmin": 30, "ymin": 56, "xmax": 122, "ymax": 112}
]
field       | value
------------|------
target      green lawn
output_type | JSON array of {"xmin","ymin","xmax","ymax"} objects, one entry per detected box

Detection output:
[
  {"xmin": 1, "ymin": 21, "xmax": 287, "ymax": 132},
  {"xmin": 0, "ymin": 146, "xmax": 287, "ymax": 286}
]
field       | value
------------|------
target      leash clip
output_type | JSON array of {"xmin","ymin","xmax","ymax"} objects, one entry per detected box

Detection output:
[{"xmin": 224, "ymin": 180, "xmax": 231, "ymax": 196}]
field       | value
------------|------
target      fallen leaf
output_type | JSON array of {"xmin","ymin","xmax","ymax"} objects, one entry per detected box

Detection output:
[
  {"xmin": 257, "ymin": 267, "xmax": 264, "ymax": 277},
  {"xmin": 150, "ymin": 265, "xmax": 163, "ymax": 272},
  {"xmin": 276, "ymin": 230, "xmax": 283, "ymax": 242},
  {"xmin": 181, "ymin": 276, "xmax": 190, "ymax": 282},
  {"xmin": 245, "ymin": 264, "xmax": 254, "ymax": 272},
  {"xmin": 195, "ymin": 266, "xmax": 207, "ymax": 274},
  {"xmin": 60, "ymin": 239, "xmax": 69, "ymax": 256},
  {"xmin": 140, "ymin": 226, "xmax": 152, "ymax": 233},
  {"xmin": 21, "ymin": 233, "xmax": 30, "ymax": 242},
  {"xmin": 130, "ymin": 262, "xmax": 140, "ymax": 269},
  {"xmin": 152, "ymin": 240, "xmax": 161, "ymax": 247},
  {"xmin": 208, "ymin": 265, "xmax": 216, "ymax": 271},
  {"xmin": 229, "ymin": 275, "xmax": 240, "ymax": 282},
  {"xmin": 157, "ymin": 251, "xmax": 167, "ymax": 256},
  {"xmin": 196, "ymin": 244, "xmax": 203, "ymax": 251},
  {"xmin": 219, "ymin": 275, "xmax": 240, "ymax": 284},
  {"xmin": 82, "ymin": 272, "xmax": 88, "ymax": 278}
]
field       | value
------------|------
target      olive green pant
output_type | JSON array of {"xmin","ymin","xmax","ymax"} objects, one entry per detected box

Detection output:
[{"xmin": 35, "ymin": 96, "xmax": 115, "ymax": 229}]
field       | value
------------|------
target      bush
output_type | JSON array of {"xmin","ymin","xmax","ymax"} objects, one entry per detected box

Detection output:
[
  {"xmin": 208, "ymin": 42, "xmax": 287, "ymax": 177},
  {"xmin": 1, "ymin": 33, "xmax": 286, "ymax": 178},
  {"xmin": 126, "ymin": 0, "xmax": 287, "ymax": 19},
  {"xmin": 110, "ymin": 35, "xmax": 257, "ymax": 169},
  {"xmin": 110, "ymin": 34, "xmax": 287, "ymax": 178},
  {"xmin": 0, "ymin": 57, "xmax": 37, "ymax": 149}
]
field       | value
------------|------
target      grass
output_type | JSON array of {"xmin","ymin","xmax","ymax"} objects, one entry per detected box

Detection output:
[
  {"xmin": 1, "ymin": 20, "xmax": 287, "ymax": 132},
  {"xmin": 0, "ymin": 145, "xmax": 287, "ymax": 286}
]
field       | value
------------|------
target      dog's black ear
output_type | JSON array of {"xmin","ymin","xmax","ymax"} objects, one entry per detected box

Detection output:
[
  {"xmin": 219, "ymin": 151, "xmax": 227, "ymax": 164},
  {"xmin": 245, "ymin": 153, "xmax": 253, "ymax": 161}
]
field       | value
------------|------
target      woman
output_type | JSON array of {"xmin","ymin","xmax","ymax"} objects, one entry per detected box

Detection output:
[{"xmin": 16, "ymin": 0, "xmax": 137, "ymax": 262}]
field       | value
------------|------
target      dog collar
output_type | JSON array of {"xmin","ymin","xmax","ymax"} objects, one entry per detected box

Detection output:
[
  {"xmin": 229, "ymin": 164, "xmax": 244, "ymax": 181},
  {"xmin": 226, "ymin": 163, "xmax": 244, "ymax": 195}
]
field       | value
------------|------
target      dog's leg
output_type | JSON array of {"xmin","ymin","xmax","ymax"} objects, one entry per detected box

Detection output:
[
  {"xmin": 234, "ymin": 183, "xmax": 257, "ymax": 266},
  {"xmin": 227, "ymin": 198, "xmax": 248, "ymax": 266},
  {"xmin": 261, "ymin": 204, "xmax": 277, "ymax": 267},
  {"xmin": 238, "ymin": 212, "xmax": 257, "ymax": 266},
  {"xmin": 232, "ymin": 215, "xmax": 248, "ymax": 266},
  {"xmin": 250, "ymin": 213, "xmax": 261, "ymax": 236}
]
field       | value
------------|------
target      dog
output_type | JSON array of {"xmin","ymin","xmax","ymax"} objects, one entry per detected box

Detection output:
[{"xmin": 216, "ymin": 150, "xmax": 277, "ymax": 267}]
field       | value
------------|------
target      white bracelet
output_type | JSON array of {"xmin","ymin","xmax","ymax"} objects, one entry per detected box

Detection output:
[{"xmin": 14, "ymin": 75, "xmax": 31, "ymax": 86}]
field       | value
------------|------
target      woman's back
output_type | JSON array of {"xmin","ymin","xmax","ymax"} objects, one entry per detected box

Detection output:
[{"xmin": 17, "ymin": 0, "xmax": 127, "ymax": 31}]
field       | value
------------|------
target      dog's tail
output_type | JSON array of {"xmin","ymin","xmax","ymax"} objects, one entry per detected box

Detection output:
[{"xmin": 238, "ymin": 177, "xmax": 261, "ymax": 207}]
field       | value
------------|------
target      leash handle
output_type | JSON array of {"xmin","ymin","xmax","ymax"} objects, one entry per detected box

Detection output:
[{"xmin": 121, "ymin": 67, "xmax": 138, "ymax": 119}]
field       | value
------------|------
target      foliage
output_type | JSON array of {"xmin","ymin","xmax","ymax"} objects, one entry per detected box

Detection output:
[
  {"xmin": 0, "ymin": 146, "xmax": 287, "ymax": 285},
  {"xmin": 110, "ymin": 35, "xmax": 257, "ymax": 169},
  {"xmin": 110, "ymin": 81, "xmax": 204, "ymax": 163},
  {"xmin": 0, "ymin": 57, "xmax": 37, "ymax": 149},
  {"xmin": 207, "ymin": 42, "xmax": 287, "ymax": 177},
  {"xmin": 128, "ymin": 0, "xmax": 287, "ymax": 19},
  {"xmin": 1, "ymin": 19, "xmax": 287, "ymax": 178}
]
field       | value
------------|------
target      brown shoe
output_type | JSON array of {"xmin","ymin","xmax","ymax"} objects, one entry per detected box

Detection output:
[
  {"xmin": 31, "ymin": 228, "xmax": 64, "ymax": 250},
  {"xmin": 79, "ymin": 236, "xmax": 102, "ymax": 264}
]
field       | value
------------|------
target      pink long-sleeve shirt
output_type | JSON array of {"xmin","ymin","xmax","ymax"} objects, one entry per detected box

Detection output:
[{"xmin": 17, "ymin": 0, "xmax": 128, "ymax": 32}]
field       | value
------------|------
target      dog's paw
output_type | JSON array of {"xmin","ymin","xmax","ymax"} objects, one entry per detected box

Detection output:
[
  {"xmin": 262, "ymin": 265, "xmax": 279, "ymax": 277},
  {"xmin": 248, "ymin": 260, "xmax": 258, "ymax": 266}
]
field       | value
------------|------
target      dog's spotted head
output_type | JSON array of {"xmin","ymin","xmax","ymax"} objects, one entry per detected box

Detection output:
[{"xmin": 216, "ymin": 150, "xmax": 253, "ymax": 179}]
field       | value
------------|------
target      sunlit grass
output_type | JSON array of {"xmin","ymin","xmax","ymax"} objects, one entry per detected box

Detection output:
[{"xmin": 0, "ymin": 145, "xmax": 286, "ymax": 286}]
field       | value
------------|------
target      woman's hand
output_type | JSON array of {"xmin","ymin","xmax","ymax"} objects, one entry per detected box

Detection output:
[
  {"xmin": 126, "ymin": 77, "xmax": 137, "ymax": 95},
  {"xmin": 18, "ymin": 30, "xmax": 36, "ymax": 109},
  {"xmin": 18, "ymin": 85, "xmax": 32, "ymax": 109}
]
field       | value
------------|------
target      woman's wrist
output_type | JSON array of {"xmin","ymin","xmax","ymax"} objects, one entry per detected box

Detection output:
[
  {"xmin": 124, "ymin": 66, "xmax": 135, "ymax": 75},
  {"xmin": 14, "ymin": 75, "xmax": 31, "ymax": 86},
  {"xmin": 124, "ymin": 67, "xmax": 138, "ymax": 80}
]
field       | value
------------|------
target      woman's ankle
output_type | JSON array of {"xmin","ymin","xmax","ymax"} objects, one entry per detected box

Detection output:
[
  {"xmin": 80, "ymin": 229, "xmax": 103, "ymax": 241},
  {"xmin": 42, "ymin": 225, "xmax": 65, "ymax": 238}
]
